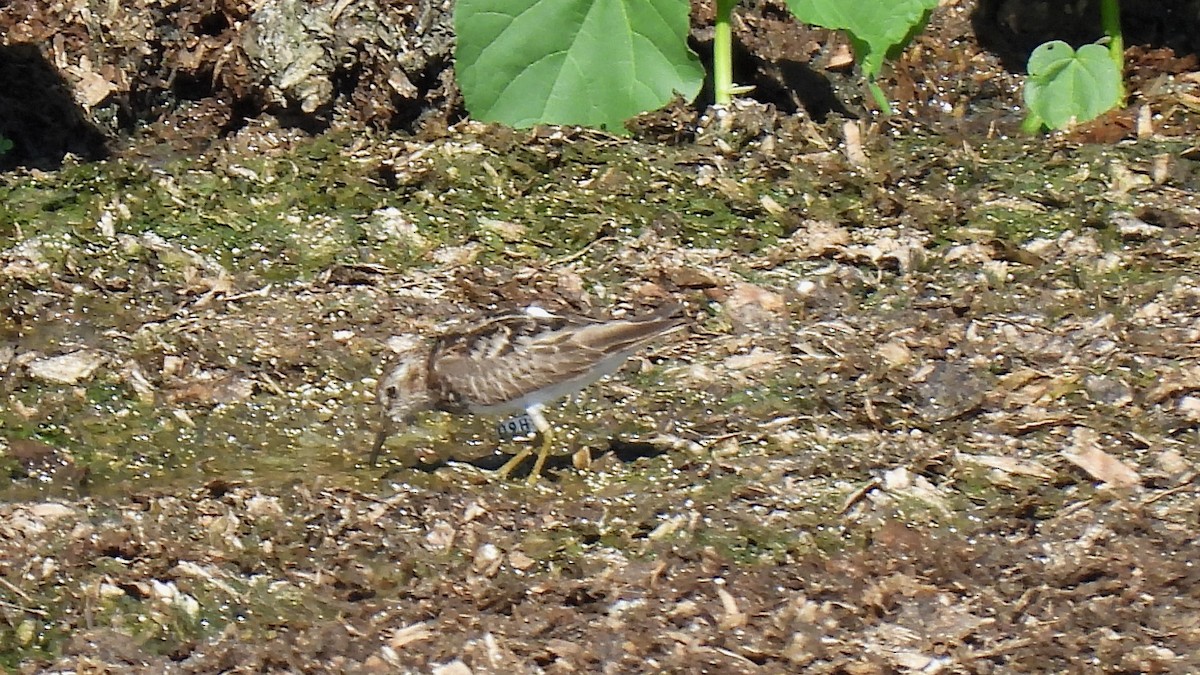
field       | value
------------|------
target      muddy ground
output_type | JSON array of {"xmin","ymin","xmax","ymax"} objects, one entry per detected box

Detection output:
[{"xmin": 3, "ymin": 1, "xmax": 1200, "ymax": 673}]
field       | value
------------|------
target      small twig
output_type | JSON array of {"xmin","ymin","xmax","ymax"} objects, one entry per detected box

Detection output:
[
  {"xmin": 1140, "ymin": 473, "xmax": 1198, "ymax": 506},
  {"xmin": 840, "ymin": 477, "xmax": 882, "ymax": 514},
  {"xmin": 254, "ymin": 371, "xmax": 288, "ymax": 397},
  {"xmin": 545, "ymin": 236, "xmax": 617, "ymax": 268},
  {"xmin": 0, "ymin": 599, "xmax": 47, "ymax": 617},
  {"xmin": 0, "ymin": 577, "xmax": 47, "ymax": 617},
  {"xmin": 0, "ymin": 575, "xmax": 33, "ymax": 602},
  {"xmin": 704, "ymin": 430, "xmax": 744, "ymax": 445},
  {"xmin": 970, "ymin": 638, "xmax": 1034, "ymax": 660},
  {"xmin": 224, "ymin": 284, "xmax": 274, "ymax": 302}
]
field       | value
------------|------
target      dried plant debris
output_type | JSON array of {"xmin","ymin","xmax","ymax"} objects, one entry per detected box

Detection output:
[
  {"xmin": 3, "ymin": 53, "xmax": 1200, "ymax": 675},
  {"xmin": 0, "ymin": 123, "xmax": 1196, "ymax": 672}
]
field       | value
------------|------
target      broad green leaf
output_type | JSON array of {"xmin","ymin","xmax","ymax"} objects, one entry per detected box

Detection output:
[
  {"xmin": 786, "ymin": 0, "xmax": 939, "ymax": 78},
  {"xmin": 1023, "ymin": 41, "xmax": 1123, "ymax": 130},
  {"xmin": 455, "ymin": 0, "xmax": 704, "ymax": 131}
]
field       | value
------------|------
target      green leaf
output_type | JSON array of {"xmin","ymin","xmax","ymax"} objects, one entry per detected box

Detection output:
[
  {"xmin": 1023, "ymin": 41, "xmax": 1123, "ymax": 131},
  {"xmin": 786, "ymin": 0, "xmax": 939, "ymax": 79},
  {"xmin": 455, "ymin": 0, "xmax": 704, "ymax": 131}
]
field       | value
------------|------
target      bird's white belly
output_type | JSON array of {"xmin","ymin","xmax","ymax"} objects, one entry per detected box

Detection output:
[{"xmin": 465, "ymin": 351, "xmax": 632, "ymax": 416}]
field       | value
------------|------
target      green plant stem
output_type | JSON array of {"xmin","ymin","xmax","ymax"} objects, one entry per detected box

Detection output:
[
  {"xmin": 1099, "ymin": 0, "xmax": 1125, "ymax": 101},
  {"xmin": 867, "ymin": 80, "xmax": 892, "ymax": 115},
  {"xmin": 713, "ymin": 0, "xmax": 737, "ymax": 105}
]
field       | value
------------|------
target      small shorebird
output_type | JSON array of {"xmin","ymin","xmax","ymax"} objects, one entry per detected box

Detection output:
[{"xmin": 370, "ymin": 304, "xmax": 684, "ymax": 482}]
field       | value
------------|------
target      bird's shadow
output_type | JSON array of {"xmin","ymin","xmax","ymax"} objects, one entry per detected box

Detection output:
[{"xmin": 378, "ymin": 438, "xmax": 670, "ymax": 482}]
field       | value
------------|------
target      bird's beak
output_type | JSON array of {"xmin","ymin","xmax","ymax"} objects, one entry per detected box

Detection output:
[
  {"xmin": 368, "ymin": 410, "xmax": 421, "ymax": 466},
  {"xmin": 367, "ymin": 414, "xmax": 393, "ymax": 466}
]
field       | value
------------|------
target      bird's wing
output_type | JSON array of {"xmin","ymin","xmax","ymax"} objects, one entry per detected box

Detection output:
[{"xmin": 429, "ymin": 310, "xmax": 682, "ymax": 409}]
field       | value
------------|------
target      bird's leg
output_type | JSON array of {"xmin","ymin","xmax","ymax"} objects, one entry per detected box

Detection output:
[
  {"xmin": 525, "ymin": 406, "xmax": 554, "ymax": 484},
  {"xmin": 494, "ymin": 446, "xmax": 533, "ymax": 480},
  {"xmin": 494, "ymin": 406, "xmax": 553, "ymax": 483}
]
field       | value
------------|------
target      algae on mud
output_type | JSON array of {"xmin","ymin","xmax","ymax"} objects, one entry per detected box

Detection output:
[{"xmin": 1, "ymin": 120, "xmax": 1199, "ymax": 670}]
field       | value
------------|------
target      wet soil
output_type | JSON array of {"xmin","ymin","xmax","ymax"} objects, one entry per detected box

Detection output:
[{"xmin": 3, "ymin": 0, "xmax": 1200, "ymax": 673}]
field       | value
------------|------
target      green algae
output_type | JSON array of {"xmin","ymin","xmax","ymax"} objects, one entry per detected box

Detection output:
[
  {"xmin": 2, "ymin": 124, "xmax": 1199, "ymax": 666},
  {"xmin": 3, "ymin": 126, "xmax": 1159, "ymax": 502}
]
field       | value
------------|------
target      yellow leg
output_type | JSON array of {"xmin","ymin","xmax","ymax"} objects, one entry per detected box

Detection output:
[
  {"xmin": 523, "ymin": 407, "xmax": 554, "ymax": 484},
  {"xmin": 495, "ymin": 446, "xmax": 534, "ymax": 480},
  {"xmin": 526, "ymin": 426, "xmax": 554, "ymax": 485},
  {"xmin": 493, "ymin": 406, "xmax": 554, "ymax": 484}
]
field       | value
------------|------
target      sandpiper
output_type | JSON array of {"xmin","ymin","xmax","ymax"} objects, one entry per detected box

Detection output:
[{"xmin": 370, "ymin": 304, "xmax": 684, "ymax": 482}]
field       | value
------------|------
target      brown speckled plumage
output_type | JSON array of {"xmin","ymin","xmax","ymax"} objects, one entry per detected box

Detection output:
[{"xmin": 425, "ymin": 311, "xmax": 680, "ymax": 413}]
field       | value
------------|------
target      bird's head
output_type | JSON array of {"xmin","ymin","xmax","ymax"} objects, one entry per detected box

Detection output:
[
  {"xmin": 368, "ymin": 348, "xmax": 433, "ymax": 466},
  {"xmin": 377, "ymin": 355, "xmax": 433, "ymax": 424}
]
